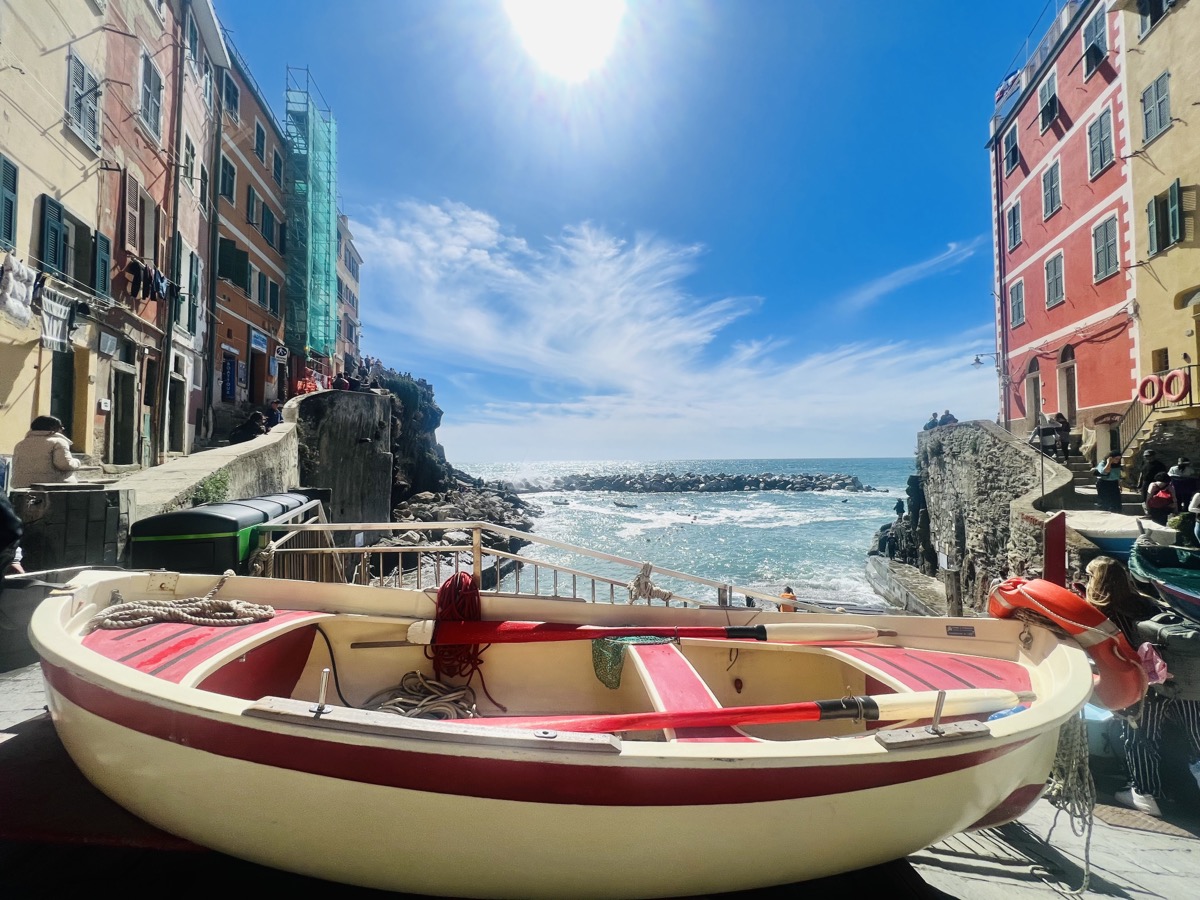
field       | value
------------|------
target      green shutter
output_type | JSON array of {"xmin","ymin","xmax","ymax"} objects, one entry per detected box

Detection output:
[
  {"xmin": 93, "ymin": 232, "xmax": 111, "ymax": 296},
  {"xmin": 218, "ymin": 236, "xmax": 236, "ymax": 280},
  {"xmin": 1147, "ymin": 198, "xmax": 1159, "ymax": 255},
  {"xmin": 188, "ymin": 252, "xmax": 200, "ymax": 333},
  {"xmin": 40, "ymin": 196, "xmax": 66, "ymax": 275},
  {"xmin": 1168, "ymin": 179, "xmax": 1181, "ymax": 245},
  {"xmin": 258, "ymin": 271, "xmax": 267, "ymax": 306},
  {"xmin": 0, "ymin": 154, "xmax": 17, "ymax": 250}
]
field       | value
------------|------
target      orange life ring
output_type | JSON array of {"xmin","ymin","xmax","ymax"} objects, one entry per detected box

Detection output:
[
  {"xmin": 988, "ymin": 577, "xmax": 1147, "ymax": 711},
  {"xmin": 1162, "ymin": 369, "xmax": 1190, "ymax": 404},
  {"xmin": 1137, "ymin": 375, "xmax": 1163, "ymax": 406}
]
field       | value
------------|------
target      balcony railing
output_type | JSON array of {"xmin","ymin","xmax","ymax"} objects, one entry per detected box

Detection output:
[{"xmin": 1117, "ymin": 364, "xmax": 1199, "ymax": 454}]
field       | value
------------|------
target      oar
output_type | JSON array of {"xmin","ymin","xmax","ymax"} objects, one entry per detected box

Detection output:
[
  {"xmin": 457, "ymin": 689, "xmax": 1033, "ymax": 734},
  {"xmin": 406, "ymin": 619, "xmax": 891, "ymax": 646}
]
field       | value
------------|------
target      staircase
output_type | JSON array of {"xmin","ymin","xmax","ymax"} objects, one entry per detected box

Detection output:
[{"xmin": 1063, "ymin": 453, "xmax": 1143, "ymax": 515}]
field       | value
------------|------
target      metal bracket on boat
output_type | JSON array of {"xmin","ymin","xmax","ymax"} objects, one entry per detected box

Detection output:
[
  {"xmin": 310, "ymin": 667, "xmax": 332, "ymax": 717},
  {"xmin": 146, "ymin": 572, "xmax": 179, "ymax": 593},
  {"xmin": 874, "ymin": 719, "xmax": 992, "ymax": 749}
]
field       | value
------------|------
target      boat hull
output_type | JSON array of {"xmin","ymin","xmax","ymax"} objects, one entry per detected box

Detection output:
[{"xmin": 44, "ymin": 670, "xmax": 1057, "ymax": 898}]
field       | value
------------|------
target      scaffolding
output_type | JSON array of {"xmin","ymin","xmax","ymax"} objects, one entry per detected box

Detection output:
[{"xmin": 284, "ymin": 66, "xmax": 339, "ymax": 360}]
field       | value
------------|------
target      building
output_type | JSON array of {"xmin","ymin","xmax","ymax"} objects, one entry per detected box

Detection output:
[
  {"xmin": 212, "ymin": 35, "xmax": 289, "ymax": 430},
  {"xmin": 335, "ymin": 213, "xmax": 362, "ymax": 374},
  {"xmin": 988, "ymin": 0, "xmax": 1135, "ymax": 440},
  {"xmin": 283, "ymin": 66, "xmax": 339, "ymax": 388},
  {"xmin": 1113, "ymin": 0, "xmax": 1200, "ymax": 401}
]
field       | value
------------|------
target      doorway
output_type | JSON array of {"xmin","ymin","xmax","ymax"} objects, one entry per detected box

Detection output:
[
  {"xmin": 1058, "ymin": 345, "xmax": 1077, "ymax": 424},
  {"xmin": 111, "ymin": 367, "xmax": 136, "ymax": 464},
  {"xmin": 1025, "ymin": 358, "xmax": 1041, "ymax": 432},
  {"xmin": 50, "ymin": 350, "xmax": 75, "ymax": 438}
]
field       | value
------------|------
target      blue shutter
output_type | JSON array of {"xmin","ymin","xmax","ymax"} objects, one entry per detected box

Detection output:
[
  {"xmin": 0, "ymin": 154, "xmax": 17, "ymax": 251},
  {"xmin": 1101, "ymin": 111, "xmax": 1112, "ymax": 168},
  {"xmin": 1142, "ymin": 84, "xmax": 1156, "ymax": 140},
  {"xmin": 40, "ymin": 196, "xmax": 66, "ymax": 275},
  {"xmin": 93, "ymin": 232, "xmax": 111, "ymax": 296},
  {"xmin": 1168, "ymin": 179, "xmax": 1181, "ymax": 245},
  {"xmin": 1147, "ymin": 198, "xmax": 1159, "ymax": 255}
]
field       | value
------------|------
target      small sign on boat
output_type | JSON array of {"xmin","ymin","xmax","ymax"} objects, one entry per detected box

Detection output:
[{"xmin": 946, "ymin": 625, "xmax": 976, "ymax": 637}]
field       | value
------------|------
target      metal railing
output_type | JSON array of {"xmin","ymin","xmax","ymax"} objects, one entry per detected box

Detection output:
[
  {"xmin": 249, "ymin": 521, "xmax": 828, "ymax": 613},
  {"xmin": 1117, "ymin": 364, "xmax": 1198, "ymax": 454}
]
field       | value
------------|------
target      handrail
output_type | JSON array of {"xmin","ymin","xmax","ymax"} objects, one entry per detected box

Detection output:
[
  {"xmin": 1118, "ymin": 364, "xmax": 1199, "ymax": 455},
  {"xmin": 254, "ymin": 520, "xmax": 828, "ymax": 613}
]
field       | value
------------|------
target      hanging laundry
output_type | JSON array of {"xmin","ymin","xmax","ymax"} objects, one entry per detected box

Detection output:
[
  {"xmin": 150, "ymin": 268, "xmax": 169, "ymax": 302},
  {"xmin": 0, "ymin": 254, "xmax": 36, "ymax": 326},
  {"xmin": 141, "ymin": 266, "xmax": 154, "ymax": 300},
  {"xmin": 124, "ymin": 258, "xmax": 145, "ymax": 298},
  {"xmin": 39, "ymin": 288, "xmax": 73, "ymax": 352}
]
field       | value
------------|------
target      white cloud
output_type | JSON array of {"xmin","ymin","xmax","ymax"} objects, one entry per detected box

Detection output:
[
  {"xmin": 837, "ymin": 237, "xmax": 987, "ymax": 313},
  {"xmin": 356, "ymin": 202, "xmax": 999, "ymax": 461}
]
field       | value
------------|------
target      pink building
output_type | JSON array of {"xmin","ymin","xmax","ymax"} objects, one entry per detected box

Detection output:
[{"xmin": 989, "ymin": 0, "xmax": 1135, "ymax": 438}]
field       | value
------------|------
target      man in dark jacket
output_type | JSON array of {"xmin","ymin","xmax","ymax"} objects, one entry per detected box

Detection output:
[
  {"xmin": 229, "ymin": 412, "xmax": 266, "ymax": 445},
  {"xmin": 1138, "ymin": 450, "xmax": 1168, "ymax": 500}
]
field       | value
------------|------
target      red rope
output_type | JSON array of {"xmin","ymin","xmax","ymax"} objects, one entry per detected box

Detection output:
[{"xmin": 425, "ymin": 572, "xmax": 505, "ymax": 711}]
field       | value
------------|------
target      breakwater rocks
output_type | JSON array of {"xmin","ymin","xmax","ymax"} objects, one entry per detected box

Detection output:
[
  {"xmin": 505, "ymin": 471, "xmax": 876, "ymax": 495},
  {"xmin": 386, "ymin": 477, "xmax": 538, "ymax": 554}
]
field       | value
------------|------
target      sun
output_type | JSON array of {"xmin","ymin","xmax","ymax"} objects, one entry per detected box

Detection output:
[{"xmin": 504, "ymin": 0, "xmax": 626, "ymax": 83}]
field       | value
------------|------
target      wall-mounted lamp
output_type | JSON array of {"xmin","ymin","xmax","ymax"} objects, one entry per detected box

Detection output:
[{"xmin": 972, "ymin": 352, "xmax": 1000, "ymax": 368}]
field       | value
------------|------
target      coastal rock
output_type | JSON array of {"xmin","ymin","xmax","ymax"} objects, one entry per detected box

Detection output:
[{"xmin": 503, "ymin": 471, "xmax": 875, "ymax": 495}]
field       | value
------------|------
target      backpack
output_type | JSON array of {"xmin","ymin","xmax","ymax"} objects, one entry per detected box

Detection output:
[
  {"xmin": 1137, "ymin": 612, "xmax": 1200, "ymax": 700},
  {"xmin": 1147, "ymin": 489, "xmax": 1174, "ymax": 509}
]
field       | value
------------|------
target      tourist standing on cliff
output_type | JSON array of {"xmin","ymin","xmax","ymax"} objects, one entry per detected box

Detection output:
[
  {"xmin": 1095, "ymin": 453, "xmax": 1124, "ymax": 513},
  {"xmin": 937, "ymin": 410, "xmax": 958, "ymax": 426}
]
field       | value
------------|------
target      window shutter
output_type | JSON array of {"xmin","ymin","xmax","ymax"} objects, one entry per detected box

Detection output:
[
  {"xmin": 124, "ymin": 171, "xmax": 141, "ymax": 251},
  {"xmin": 0, "ymin": 155, "xmax": 17, "ymax": 250},
  {"xmin": 1156, "ymin": 73, "xmax": 1170, "ymax": 130},
  {"xmin": 93, "ymin": 232, "xmax": 112, "ymax": 296},
  {"xmin": 40, "ymin": 196, "xmax": 66, "ymax": 275},
  {"xmin": 218, "ymin": 236, "xmax": 236, "ymax": 280},
  {"xmin": 188, "ymin": 251, "xmax": 200, "ymax": 333},
  {"xmin": 1101, "ymin": 111, "xmax": 1112, "ymax": 166},
  {"xmin": 279, "ymin": 221, "xmax": 287, "ymax": 254},
  {"xmin": 1168, "ymin": 179, "xmax": 1181, "ymax": 245},
  {"xmin": 258, "ymin": 271, "xmax": 267, "ymax": 306},
  {"xmin": 69, "ymin": 54, "xmax": 85, "ymax": 127},
  {"xmin": 1142, "ymin": 84, "xmax": 1156, "ymax": 139},
  {"xmin": 82, "ymin": 68, "xmax": 100, "ymax": 146},
  {"xmin": 1147, "ymin": 199, "xmax": 1159, "ymax": 255},
  {"xmin": 1093, "ymin": 225, "xmax": 1104, "ymax": 277},
  {"xmin": 236, "ymin": 246, "xmax": 250, "ymax": 293},
  {"xmin": 246, "ymin": 184, "xmax": 256, "ymax": 224},
  {"xmin": 269, "ymin": 280, "xmax": 279, "ymax": 315}
]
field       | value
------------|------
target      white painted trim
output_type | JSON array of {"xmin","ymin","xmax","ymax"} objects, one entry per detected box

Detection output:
[{"xmin": 1005, "ymin": 299, "xmax": 1132, "ymax": 358}]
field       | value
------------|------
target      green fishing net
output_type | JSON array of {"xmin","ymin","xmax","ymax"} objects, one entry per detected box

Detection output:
[{"xmin": 591, "ymin": 636, "xmax": 674, "ymax": 689}]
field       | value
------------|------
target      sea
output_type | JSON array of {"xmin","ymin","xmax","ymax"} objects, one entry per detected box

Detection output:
[{"xmin": 457, "ymin": 458, "xmax": 915, "ymax": 610}]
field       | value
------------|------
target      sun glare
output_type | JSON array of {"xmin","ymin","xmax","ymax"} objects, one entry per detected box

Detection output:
[{"xmin": 504, "ymin": 0, "xmax": 626, "ymax": 83}]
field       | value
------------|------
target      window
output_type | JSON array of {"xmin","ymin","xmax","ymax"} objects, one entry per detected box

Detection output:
[
  {"xmin": 254, "ymin": 122, "xmax": 266, "ymax": 161},
  {"xmin": 199, "ymin": 165, "xmax": 209, "ymax": 209},
  {"xmin": 1083, "ymin": 11, "xmax": 1106, "ymax": 77},
  {"xmin": 186, "ymin": 13, "xmax": 199, "ymax": 63},
  {"xmin": 0, "ymin": 153, "xmax": 18, "ymax": 251},
  {"xmin": 39, "ymin": 195, "xmax": 109, "ymax": 295},
  {"xmin": 1140, "ymin": 0, "xmax": 1172, "ymax": 36},
  {"xmin": 124, "ymin": 170, "xmax": 142, "ymax": 253},
  {"xmin": 268, "ymin": 279, "xmax": 279, "ymax": 316},
  {"xmin": 278, "ymin": 220, "xmax": 287, "ymax": 254},
  {"xmin": 1087, "ymin": 108, "xmax": 1113, "ymax": 178},
  {"xmin": 1045, "ymin": 253, "xmax": 1064, "ymax": 308},
  {"xmin": 94, "ymin": 231, "xmax": 111, "ymax": 297},
  {"xmin": 183, "ymin": 136, "xmax": 195, "ymax": 191},
  {"xmin": 248, "ymin": 263, "xmax": 259, "ymax": 300},
  {"xmin": 1042, "ymin": 161, "xmax": 1061, "ymax": 218},
  {"xmin": 1152, "ymin": 347, "xmax": 1170, "ymax": 373},
  {"xmin": 202, "ymin": 55, "xmax": 213, "ymax": 109},
  {"xmin": 1006, "ymin": 202, "xmax": 1021, "ymax": 251},
  {"xmin": 273, "ymin": 149, "xmax": 283, "ymax": 185},
  {"xmin": 1147, "ymin": 179, "xmax": 1182, "ymax": 255},
  {"xmin": 66, "ymin": 52, "xmax": 102, "ymax": 149},
  {"xmin": 139, "ymin": 51, "xmax": 163, "ymax": 139},
  {"xmin": 1003, "ymin": 127, "xmax": 1019, "ymax": 174},
  {"xmin": 257, "ymin": 271, "xmax": 268, "ymax": 308},
  {"xmin": 1038, "ymin": 73, "xmax": 1058, "ymax": 131},
  {"xmin": 246, "ymin": 184, "xmax": 257, "ymax": 225},
  {"xmin": 219, "ymin": 155, "xmax": 235, "ymax": 201},
  {"xmin": 261, "ymin": 205, "xmax": 277, "ymax": 247},
  {"xmin": 1142, "ymin": 72, "xmax": 1171, "ymax": 143},
  {"xmin": 1093, "ymin": 216, "xmax": 1119, "ymax": 280},
  {"xmin": 1009, "ymin": 281, "xmax": 1025, "ymax": 327},
  {"xmin": 223, "ymin": 72, "xmax": 240, "ymax": 121}
]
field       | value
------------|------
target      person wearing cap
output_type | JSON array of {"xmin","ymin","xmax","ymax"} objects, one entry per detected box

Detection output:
[
  {"xmin": 265, "ymin": 399, "xmax": 284, "ymax": 430},
  {"xmin": 1138, "ymin": 450, "xmax": 1168, "ymax": 501},
  {"xmin": 1169, "ymin": 457, "xmax": 1196, "ymax": 511}
]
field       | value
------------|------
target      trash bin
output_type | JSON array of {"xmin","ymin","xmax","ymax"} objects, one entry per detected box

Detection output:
[{"xmin": 129, "ymin": 502, "xmax": 271, "ymax": 574}]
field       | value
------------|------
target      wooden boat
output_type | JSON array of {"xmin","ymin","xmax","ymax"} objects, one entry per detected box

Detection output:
[
  {"xmin": 613, "ymin": 499, "xmax": 638, "ymax": 508},
  {"xmin": 30, "ymin": 567, "xmax": 1096, "ymax": 898},
  {"xmin": 1127, "ymin": 537, "xmax": 1200, "ymax": 625}
]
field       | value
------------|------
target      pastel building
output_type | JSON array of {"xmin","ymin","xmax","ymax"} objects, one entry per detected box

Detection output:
[{"xmin": 335, "ymin": 212, "xmax": 362, "ymax": 373}]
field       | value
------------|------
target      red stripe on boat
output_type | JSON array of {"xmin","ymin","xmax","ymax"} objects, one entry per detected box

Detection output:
[
  {"xmin": 837, "ymin": 648, "xmax": 1031, "ymax": 693},
  {"xmin": 42, "ymin": 662, "xmax": 1032, "ymax": 807}
]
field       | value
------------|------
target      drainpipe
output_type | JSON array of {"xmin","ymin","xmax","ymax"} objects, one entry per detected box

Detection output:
[
  {"xmin": 992, "ymin": 123, "xmax": 1011, "ymax": 433},
  {"xmin": 157, "ymin": 0, "xmax": 191, "ymax": 464},
  {"xmin": 202, "ymin": 55, "xmax": 225, "ymax": 438}
]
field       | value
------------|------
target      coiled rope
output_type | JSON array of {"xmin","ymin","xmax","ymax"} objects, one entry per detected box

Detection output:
[
  {"xmin": 1044, "ymin": 711, "xmax": 1095, "ymax": 895},
  {"xmin": 425, "ymin": 571, "xmax": 505, "ymax": 711},
  {"xmin": 364, "ymin": 671, "xmax": 479, "ymax": 719},
  {"xmin": 627, "ymin": 562, "xmax": 673, "ymax": 605},
  {"xmin": 87, "ymin": 576, "xmax": 275, "ymax": 631}
]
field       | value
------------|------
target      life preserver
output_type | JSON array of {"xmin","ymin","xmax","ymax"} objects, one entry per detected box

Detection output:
[
  {"xmin": 988, "ymin": 577, "xmax": 1147, "ymax": 711},
  {"xmin": 1162, "ymin": 369, "xmax": 1190, "ymax": 404},
  {"xmin": 1137, "ymin": 375, "xmax": 1163, "ymax": 406}
]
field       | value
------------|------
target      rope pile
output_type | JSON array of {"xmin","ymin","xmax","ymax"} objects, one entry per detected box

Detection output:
[
  {"xmin": 626, "ymin": 562, "xmax": 673, "ymax": 606},
  {"xmin": 364, "ymin": 671, "xmax": 478, "ymax": 719},
  {"xmin": 88, "ymin": 576, "xmax": 275, "ymax": 631},
  {"xmin": 1044, "ymin": 711, "xmax": 1095, "ymax": 895},
  {"xmin": 425, "ymin": 571, "xmax": 505, "ymax": 710}
]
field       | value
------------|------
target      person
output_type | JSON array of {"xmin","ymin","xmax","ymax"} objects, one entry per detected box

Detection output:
[
  {"xmin": 1168, "ymin": 457, "xmax": 1197, "ymax": 512},
  {"xmin": 778, "ymin": 586, "xmax": 798, "ymax": 613},
  {"xmin": 1144, "ymin": 476, "xmax": 1176, "ymax": 526},
  {"xmin": 1095, "ymin": 453, "xmax": 1124, "ymax": 513},
  {"xmin": 894, "ymin": 498, "xmax": 905, "ymax": 517},
  {"xmin": 332, "ymin": 372, "xmax": 350, "ymax": 391},
  {"xmin": 1, "ymin": 490, "xmax": 22, "ymax": 585},
  {"xmin": 1053, "ymin": 412, "xmax": 1072, "ymax": 461},
  {"xmin": 937, "ymin": 409, "xmax": 958, "ymax": 427},
  {"xmin": 923, "ymin": 413, "xmax": 939, "ymax": 431},
  {"xmin": 1138, "ymin": 450, "xmax": 1168, "ymax": 500},
  {"xmin": 1085, "ymin": 557, "xmax": 1200, "ymax": 818},
  {"xmin": 265, "ymin": 399, "xmax": 284, "ymax": 430},
  {"xmin": 1189, "ymin": 491, "xmax": 1200, "ymax": 545},
  {"xmin": 9, "ymin": 415, "xmax": 80, "ymax": 488},
  {"xmin": 228, "ymin": 411, "xmax": 266, "ymax": 445}
]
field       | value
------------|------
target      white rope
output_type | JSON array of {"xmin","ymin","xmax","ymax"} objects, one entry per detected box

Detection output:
[
  {"xmin": 626, "ymin": 562, "xmax": 673, "ymax": 605},
  {"xmin": 87, "ymin": 576, "xmax": 275, "ymax": 630},
  {"xmin": 1044, "ymin": 711, "xmax": 1095, "ymax": 895},
  {"xmin": 363, "ymin": 671, "xmax": 478, "ymax": 720}
]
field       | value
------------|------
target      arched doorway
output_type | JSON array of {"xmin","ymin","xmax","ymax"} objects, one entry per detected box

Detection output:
[
  {"xmin": 1057, "ymin": 345, "xmax": 1077, "ymax": 424},
  {"xmin": 1025, "ymin": 358, "xmax": 1041, "ymax": 431}
]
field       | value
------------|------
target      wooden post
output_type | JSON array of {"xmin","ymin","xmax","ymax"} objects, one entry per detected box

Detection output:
[
  {"xmin": 944, "ymin": 568, "xmax": 962, "ymax": 617},
  {"xmin": 472, "ymin": 527, "xmax": 482, "ymax": 585},
  {"xmin": 1044, "ymin": 511, "xmax": 1067, "ymax": 586}
]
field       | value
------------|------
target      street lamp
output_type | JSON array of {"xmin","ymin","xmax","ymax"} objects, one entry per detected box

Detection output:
[
  {"xmin": 971, "ymin": 352, "xmax": 1011, "ymax": 432},
  {"xmin": 972, "ymin": 352, "xmax": 999, "ymax": 368}
]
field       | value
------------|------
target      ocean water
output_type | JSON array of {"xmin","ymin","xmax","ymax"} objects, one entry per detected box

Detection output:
[{"xmin": 458, "ymin": 458, "xmax": 915, "ymax": 609}]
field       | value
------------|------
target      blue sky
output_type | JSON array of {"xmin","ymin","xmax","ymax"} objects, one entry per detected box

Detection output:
[{"xmin": 215, "ymin": 0, "xmax": 1055, "ymax": 462}]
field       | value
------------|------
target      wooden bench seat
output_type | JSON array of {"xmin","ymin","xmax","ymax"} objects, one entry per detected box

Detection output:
[{"xmin": 625, "ymin": 642, "xmax": 756, "ymax": 743}]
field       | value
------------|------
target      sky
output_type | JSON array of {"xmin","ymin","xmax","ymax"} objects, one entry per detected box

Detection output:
[{"xmin": 215, "ymin": 0, "xmax": 1061, "ymax": 462}]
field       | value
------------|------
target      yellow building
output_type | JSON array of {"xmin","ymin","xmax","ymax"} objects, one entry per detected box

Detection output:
[
  {"xmin": 335, "ymin": 213, "xmax": 362, "ymax": 374},
  {"xmin": 0, "ymin": 0, "xmax": 109, "ymax": 466}
]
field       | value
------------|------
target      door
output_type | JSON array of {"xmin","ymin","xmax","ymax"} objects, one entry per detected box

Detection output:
[
  {"xmin": 221, "ymin": 355, "xmax": 236, "ymax": 402},
  {"xmin": 50, "ymin": 350, "xmax": 75, "ymax": 438},
  {"xmin": 1063, "ymin": 364, "xmax": 1077, "ymax": 423},
  {"xmin": 112, "ymin": 369, "xmax": 136, "ymax": 464},
  {"xmin": 1025, "ymin": 372, "xmax": 1041, "ymax": 432}
]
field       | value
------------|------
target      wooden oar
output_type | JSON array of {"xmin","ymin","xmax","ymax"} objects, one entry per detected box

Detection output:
[
  {"xmin": 406, "ymin": 619, "xmax": 890, "ymax": 646},
  {"xmin": 457, "ymin": 689, "xmax": 1032, "ymax": 734}
]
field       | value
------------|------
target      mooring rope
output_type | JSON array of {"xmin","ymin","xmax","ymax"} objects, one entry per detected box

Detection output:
[
  {"xmin": 627, "ymin": 562, "xmax": 673, "ymax": 605},
  {"xmin": 364, "ymin": 670, "xmax": 479, "ymax": 719},
  {"xmin": 1044, "ymin": 711, "xmax": 1095, "ymax": 895},
  {"xmin": 87, "ymin": 576, "xmax": 275, "ymax": 631}
]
